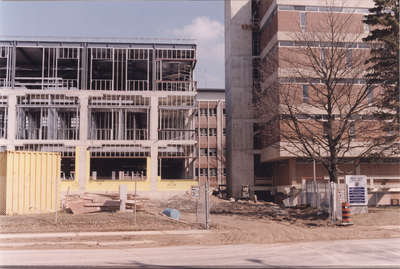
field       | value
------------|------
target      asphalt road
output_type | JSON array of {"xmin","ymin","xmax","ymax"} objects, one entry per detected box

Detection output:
[{"xmin": 0, "ymin": 238, "xmax": 399, "ymax": 268}]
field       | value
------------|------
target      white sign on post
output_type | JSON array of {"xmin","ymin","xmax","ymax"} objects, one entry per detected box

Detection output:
[{"xmin": 345, "ymin": 175, "xmax": 368, "ymax": 206}]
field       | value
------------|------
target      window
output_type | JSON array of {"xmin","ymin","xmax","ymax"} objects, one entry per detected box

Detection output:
[
  {"xmin": 200, "ymin": 128, "xmax": 208, "ymax": 136},
  {"xmin": 223, "ymin": 108, "xmax": 226, "ymax": 115},
  {"xmin": 323, "ymin": 122, "xmax": 329, "ymax": 138},
  {"xmin": 300, "ymin": 12, "xmax": 306, "ymax": 31},
  {"xmin": 200, "ymin": 168, "xmax": 208, "ymax": 176},
  {"xmin": 346, "ymin": 50, "xmax": 352, "ymax": 68},
  {"xmin": 209, "ymin": 128, "xmax": 217, "ymax": 136},
  {"xmin": 200, "ymin": 148, "xmax": 208, "ymax": 156},
  {"xmin": 367, "ymin": 87, "xmax": 374, "ymax": 104},
  {"xmin": 208, "ymin": 148, "xmax": 217, "ymax": 156},
  {"xmin": 320, "ymin": 48, "xmax": 326, "ymax": 65},
  {"xmin": 209, "ymin": 108, "xmax": 217, "ymax": 116},
  {"xmin": 303, "ymin": 85, "xmax": 309, "ymax": 104},
  {"xmin": 349, "ymin": 122, "xmax": 355, "ymax": 138},
  {"xmin": 223, "ymin": 168, "xmax": 227, "ymax": 176},
  {"xmin": 200, "ymin": 108, "xmax": 208, "ymax": 116},
  {"xmin": 223, "ymin": 128, "xmax": 226, "ymax": 136},
  {"xmin": 294, "ymin": 5, "xmax": 306, "ymax": 11},
  {"xmin": 210, "ymin": 168, "xmax": 217, "ymax": 177}
]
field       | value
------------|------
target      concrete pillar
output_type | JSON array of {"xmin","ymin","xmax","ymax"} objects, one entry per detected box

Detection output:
[
  {"xmin": 77, "ymin": 95, "xmax": 89, "ymax": 192},
  {"xmin": 225, "ymin": 0, "xmax": 254, "ymax": 198},
  {"xmin": 79, "ymin": 96, "xmax": 88, "ymax": 143},
  {"xmin": 149, "ymin": 96, "xmax": 159, "ymax": 191},
  {"xmin": 76, "ymin": 146, "xmax": 89, "ymax": 192},
  {"xmin": 6, "ymin": 94, "xmax": 16, "ymax": 150},
  {"xmin": 118, "ymin": 110, "xmax": 124, "ymax": 140},
  {"xmin": 47, "ymin": 108, "xmax": 56, "ymax": 139},
  {"xmin": 216, "ymin": 101, "xmax": 223, "ymax": 185}
]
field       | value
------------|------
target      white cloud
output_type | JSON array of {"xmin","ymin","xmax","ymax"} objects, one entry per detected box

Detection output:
[
  {"xmin": 173, "ymin": 16, "xmax": 224, "ymax": 42},
  {"xmin": 172, "ymin": 16, "xmax": 225, "ymax": 88}
]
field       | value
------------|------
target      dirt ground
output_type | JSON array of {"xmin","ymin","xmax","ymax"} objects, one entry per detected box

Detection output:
[{"xmin": 0, "ymin": 193, "xmax": 399, "ymax": 247}]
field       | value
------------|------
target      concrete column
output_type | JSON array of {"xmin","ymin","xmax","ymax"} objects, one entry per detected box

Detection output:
[
  {"xmin": 6, "ymin": 94, "xmax": 16, "ymax": 150},
  {"xmin": 76, "ymin": 146, "xmax": 89, "ymax": 192},
  {"xmin": 77, "ymin": 95, "xmax": 89, "ymax": 192},
  {"xmin": 216, "ymin": 101, "xmax": 223, "ymax": 185},
  {"xmin": 225, "ymin": 0, "xmax": 254, "ymax": 198},
  {"xmin": 149, "ymin": 96, "xmax": 159, "ymax": 191},
  {"xmin": 47, "ymin": 108, "xmax": 56, "ymax": 139},
  {"xmin": 118, "ymin": 110, "xmax": 124, "ymax": 140},
  {"xmin": 79, "ymin": 96, "xmax": 88, "ymax": 142}
]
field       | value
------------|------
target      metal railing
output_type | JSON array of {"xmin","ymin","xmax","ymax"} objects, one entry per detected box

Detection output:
[
  {"xmin": 18, "ymin": 127, "xmax": 78, "ymax": 140},
  {"xmin": 18, "ymin": 128, "xmax": 46, "ymax": 140},
  {"xmin": 125, "ymin": 129, "xmax": 148, "ymax": 140},
  {"xmin": 156, "ymin": 81, "xmax": 196, "ymax": 92},
  {"xmin": 127, "ymin": 80, "xmax": 149, "ymax": 91},
  {"xmin": 90, "ymin": 128, "xmax": 148, "ymax": 140},
  {"xmin": 91, "ymin": 79, "xmax": 112, "ymax": 91},
  {"xmin": 158, "ymin": 129, "xmax": 196, "ymax": 140},
  {"xmin": 15, "ymin": 77, "xmax": 63, "ymax": 89},
  {"xmin": 90, "ymin": 128, "xmax": 112, "ymax": 140},
  {"xmin": 60, "ymin": 79, "xmax": 78, "ymax": 89},
  {"xmin": 56, "ymin": 128, "xmax": 79, "ymax": 140}
]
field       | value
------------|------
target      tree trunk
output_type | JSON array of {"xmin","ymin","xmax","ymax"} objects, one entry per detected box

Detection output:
[{"xmin": 329, "ymin": 153, "xmax": 338, "ymax": 183}]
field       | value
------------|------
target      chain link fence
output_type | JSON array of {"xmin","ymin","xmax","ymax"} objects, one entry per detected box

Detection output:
[
  {"xmin": 296, "ymin": 182, "xmax": 347, "ymax": 222},
  {"xmin": 195, "ymin": 180, "xmax": 210, "ymax": 229}
]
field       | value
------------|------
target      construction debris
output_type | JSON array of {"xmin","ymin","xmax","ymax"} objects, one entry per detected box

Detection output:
[{"xmin": 63, "ymin": 193, "xmax": 145, "ymax": 214}]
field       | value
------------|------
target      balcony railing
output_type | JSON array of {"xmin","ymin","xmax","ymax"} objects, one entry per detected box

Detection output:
[
  {"xmin": 158, "ymin": 129, "xmax": 196, "ymax": 140},
  {"xmin": 18, "ymin": 127, "xmax": 78, "ymax": 140},
  {"xmin": 125, "ymin": 129, "xmax": 148, "ymax": 140},
  {"xmin": 13, "ymin": 77, "xmax": 78, "ymax": 90},
  {"xmin": 90, "ymin": 128, "xmax": 148, "ymax": 140},
  {"xmin": 127, "ymin": 80, "xmax": 149, "ymax": 91},
  {"xmin": 18, "ymin": 128, "xmax": 46, "ymax": 140},
  {"xmin": 56, "ymin": 128, "xmax": 79, "ymax": 140},
  {"xmin": 156, "ymin": 81, "xmax": 196, "ymax": 92},
  {"xmin": 91, "ymin": 79, "xmax": 113, "ymax": 91}
]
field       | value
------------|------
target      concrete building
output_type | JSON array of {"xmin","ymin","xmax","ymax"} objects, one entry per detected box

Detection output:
[
  {"xmin": 196, "ymin": 88, "xmax": 226, "ymax": 188},
  {"xmin": 0, "ymin": 37, "xmax": 199, "ymax": 194},
  {"xmin": 225, "ymin": 0, "xmax": 400, "ymax": 199}
]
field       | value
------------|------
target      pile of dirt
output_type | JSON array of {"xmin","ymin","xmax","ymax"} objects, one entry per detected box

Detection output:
[
  {"xmin": 209, "ymin": 196, "xmax": 330, "ymax": 226},
  {"xmin": 153, "ymin": 193, "xmax": 198, "ymax": 213}
]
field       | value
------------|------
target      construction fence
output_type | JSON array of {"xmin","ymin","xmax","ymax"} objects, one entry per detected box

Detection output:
[
  {"xmin": 284, "ymin": 182, "xmax": 348, "ymax": 221},
  {"xmin": 194, "ymin": 180, "xmax": 210, "ymax": 229}
]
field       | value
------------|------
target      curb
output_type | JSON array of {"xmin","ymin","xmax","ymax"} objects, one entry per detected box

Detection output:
[{"xmin": 0, "ymin": 229, "xmax": 212, "ymax": 239}]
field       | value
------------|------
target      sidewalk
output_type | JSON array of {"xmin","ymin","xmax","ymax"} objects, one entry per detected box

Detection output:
[{"xmin": 0, "ymin": 229, "xmax": 214, "ymax": 249}]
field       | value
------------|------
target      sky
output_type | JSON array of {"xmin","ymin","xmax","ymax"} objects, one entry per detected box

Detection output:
[{"xmin": 0, "ymin": 0, "xmax": 225, "ymax": 88}]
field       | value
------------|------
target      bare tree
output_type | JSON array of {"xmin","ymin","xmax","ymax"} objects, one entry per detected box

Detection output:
[{"xmin": 254, "ymin": 4, "xmax": 392, "ymax": 183}]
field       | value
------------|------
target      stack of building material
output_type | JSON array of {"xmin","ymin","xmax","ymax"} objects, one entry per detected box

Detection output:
[{"xmin": 63, "ymin": 193, "xmax": 145, "ymax": 214}]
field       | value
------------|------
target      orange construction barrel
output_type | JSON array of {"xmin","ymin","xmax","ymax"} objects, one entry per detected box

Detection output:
[{"xmin": 342, "ymin": 202, "xmax": 353, "ymax": 225}]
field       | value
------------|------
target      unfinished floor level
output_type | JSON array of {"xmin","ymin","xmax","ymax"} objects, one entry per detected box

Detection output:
[{"xmin": 0, "ymin": 38, "xmax": 199, "ymax": 193}]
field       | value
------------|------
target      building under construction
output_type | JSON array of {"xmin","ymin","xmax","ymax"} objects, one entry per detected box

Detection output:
[{"xmin": 0, "ymin": 37, "xmax": 201, "ymax": 193}]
